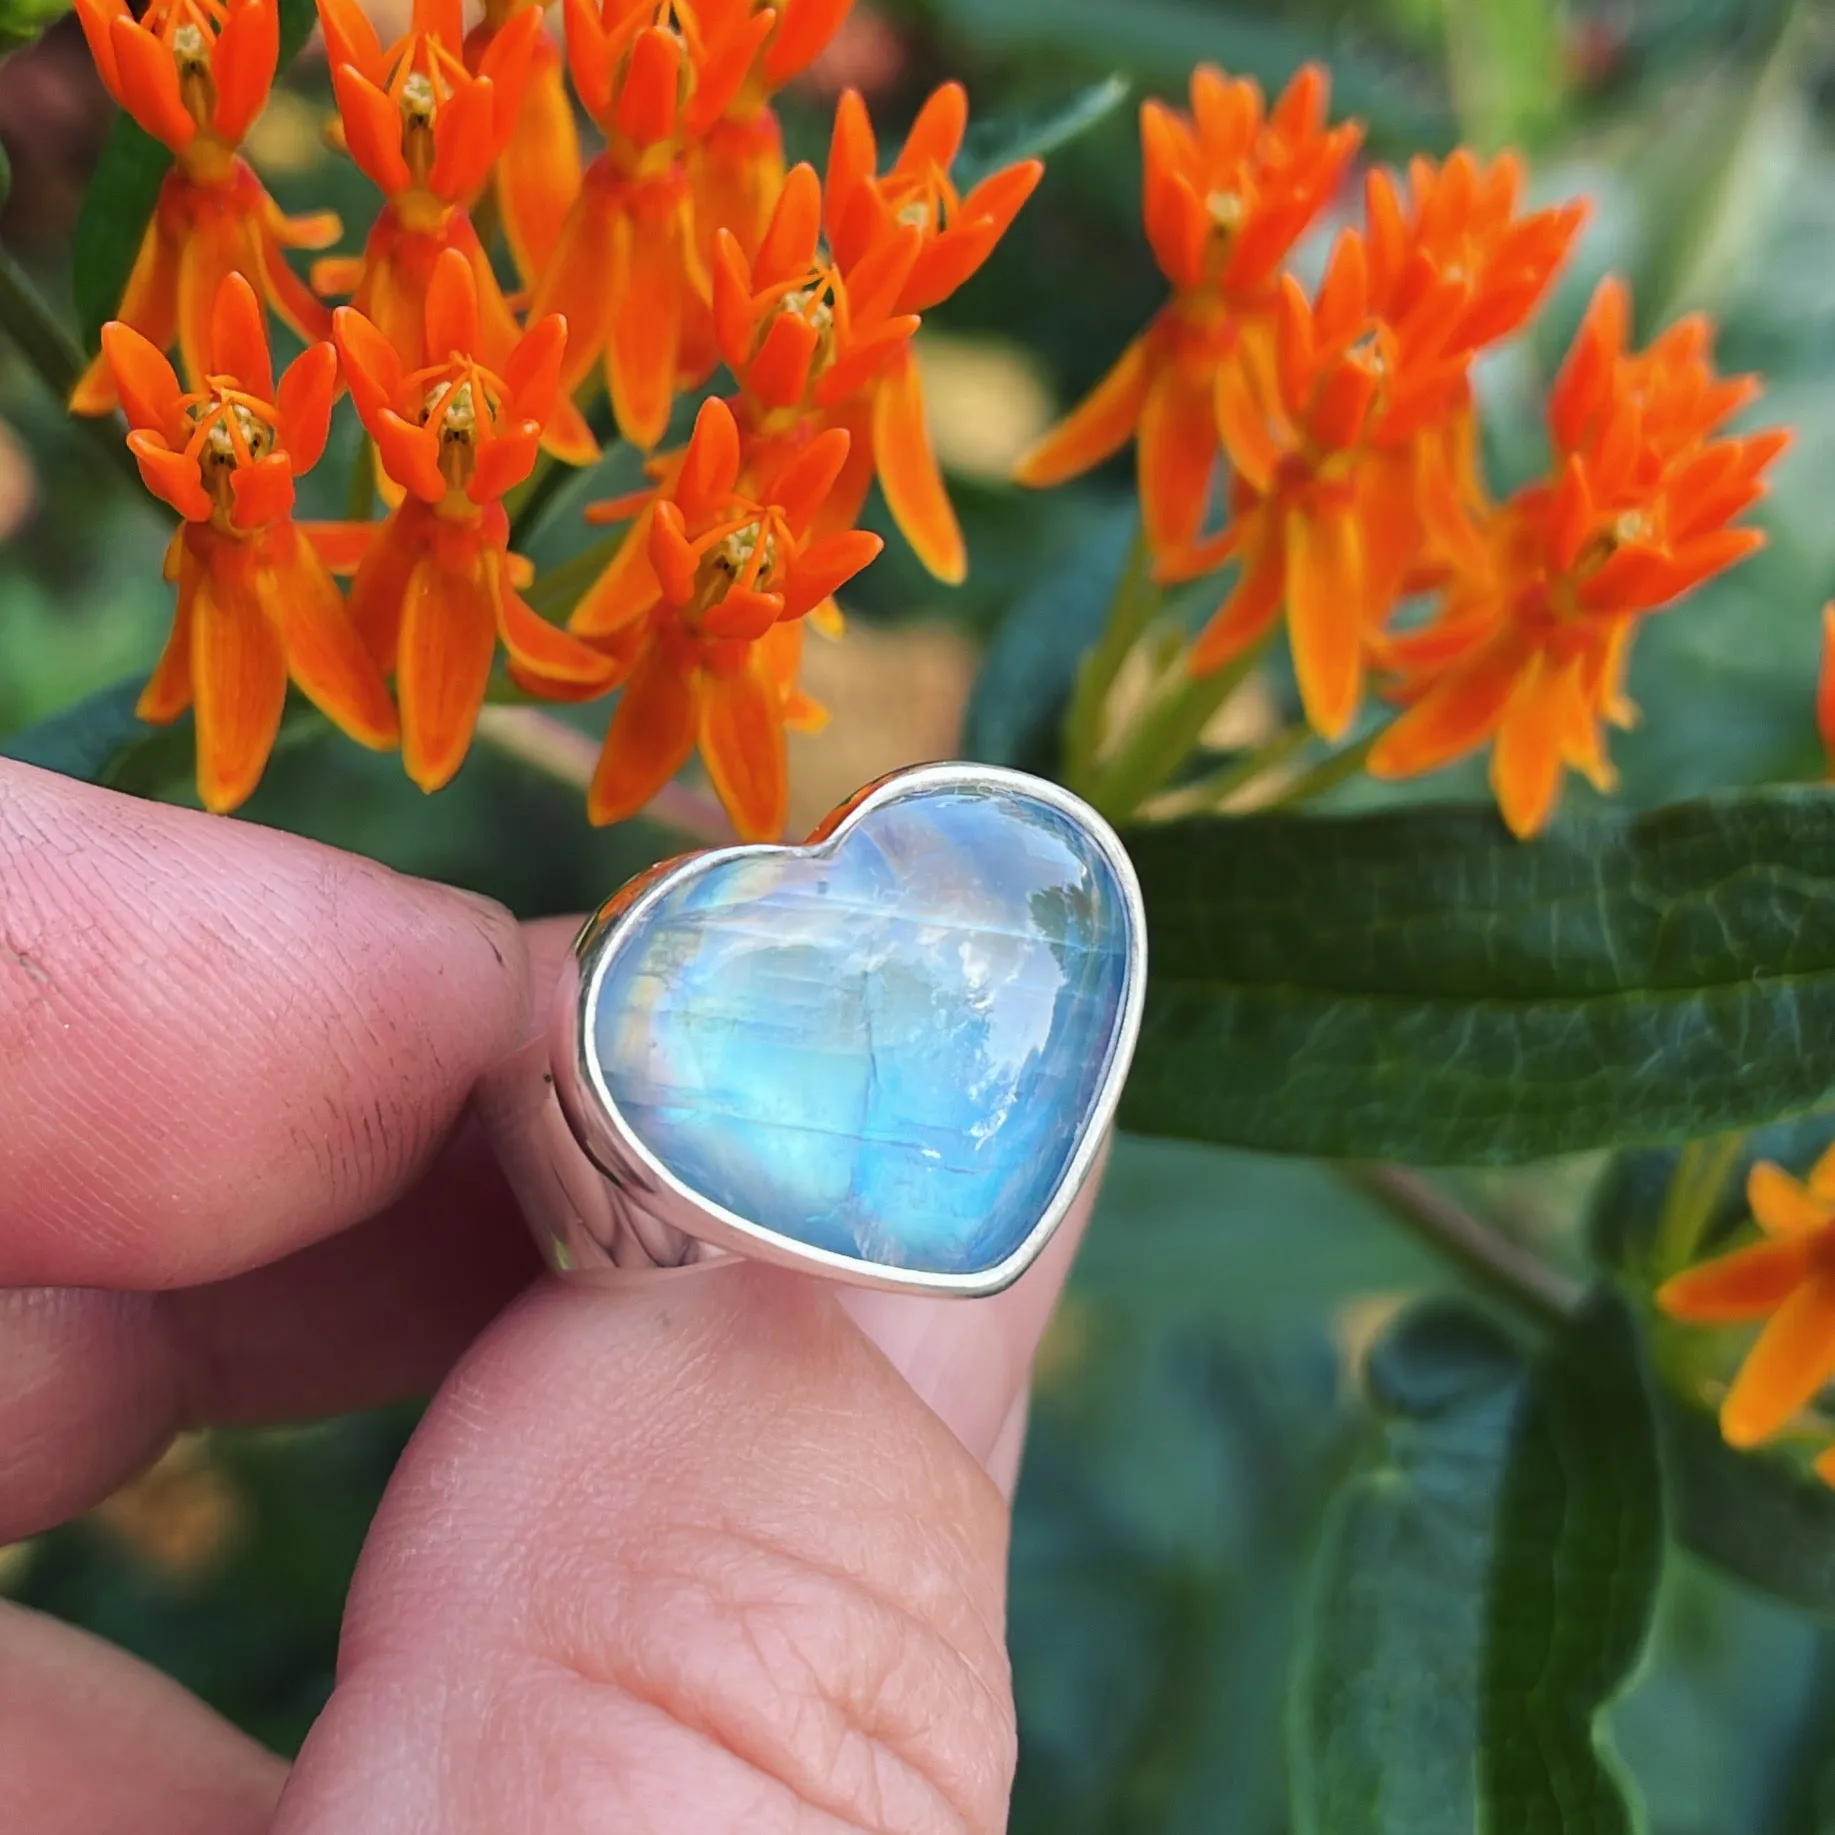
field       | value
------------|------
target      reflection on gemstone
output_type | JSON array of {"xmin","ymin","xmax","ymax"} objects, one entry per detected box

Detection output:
[{"xmin": 591, "ymin": 782, "xmax": 1133, "ymax": 1275}]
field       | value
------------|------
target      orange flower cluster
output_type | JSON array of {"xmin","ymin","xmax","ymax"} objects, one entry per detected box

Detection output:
[
  {"xmin": 70, "ymin": 0, "xmax": 339, "ymax": 413},
  {"xmin": 1019, "ymin": 64, "xmax": 1784, "ymax": 834},
  {"xmin": 1659, "ymin": 1152, "xmax": 1835, "ymax": 1485},
  {"xmin": 78, "ymin": 0, "xmax": 1040, "ymax": 827}
]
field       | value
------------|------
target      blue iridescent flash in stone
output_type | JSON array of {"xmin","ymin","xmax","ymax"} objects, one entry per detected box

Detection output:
[{"xmin": 590, "ymin": 783, "xmax": 1132, "ymax": 1275}]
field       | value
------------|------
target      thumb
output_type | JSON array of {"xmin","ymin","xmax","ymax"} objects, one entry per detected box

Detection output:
[{"xmin": 267, "ymin": 1211, "xmax": 1089, "ymax": 1835}]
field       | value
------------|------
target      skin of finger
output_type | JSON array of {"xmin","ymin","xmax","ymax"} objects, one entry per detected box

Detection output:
[
  {"xmin": 0, "ymin": 761, "xmax": 530, "ymax": 1288},
  {"xmin": 836, "ymin": 1142, "xmax": 1104, "ymax": 1473},
  {"xmin": 0, "ymin": 917, "xmax": 582, "ymax": 1541},
  {"xmin": 272, "ymin": 1265, "xmax": 1021, "ymax": 1835},
  {"xmin": 0, "ymin": 1602, "xmax": 284, "ymax": 1835},
  {"xmin": 0, "ymin": 1123, "xmax": 543, "ymax": 1542}
]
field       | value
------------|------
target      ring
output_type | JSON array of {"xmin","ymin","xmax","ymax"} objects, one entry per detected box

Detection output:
[{"xmin": 484, "ymin": 762, "xmax": 1146, "ymax": 1297}]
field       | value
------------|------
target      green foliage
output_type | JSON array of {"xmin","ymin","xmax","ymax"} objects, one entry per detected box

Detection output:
[
  {"xmin": 1125, "ymin": 789, "xmax": 1835, "ymax": 1164},
  {"xmin": 1291, "ymin": 1295, "xmax": 1663, "ymax": 1834},
  {"xmin": 957, "ymin": 74, "xmax": 1132, "ymax": 187},
  {"xmin": 0, "ymin": 0, "xmax": 69, "ymax": 54}
]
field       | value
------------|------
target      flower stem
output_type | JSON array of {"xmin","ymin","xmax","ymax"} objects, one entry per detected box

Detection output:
[
  {"xmin": 1063, "ymin": 523, "xmax": 1159, "ymax": 792},
  {"xmin": 1261, "ymin": 728, "xmax": 1379, "ymax": 809},
  {"xmin": 1085, "ymin": 633, "xmax": 1274, "ymax": 822},
  {"xmin": 1144, "ymin": 723, "xmax": 1313, "ymax": 818},
  {"xmin": 1343, "ymin": 1162, "xmax": 1586, "ymax": 1327},
  {"xmin": 1652, "ymin": 1132, "xmax": 1746, "ymax": 1278},
  {"xmin": 472, "ymin": 705, "xmax": 733, "ymax": 846},
  {"xmin": 0, "ymin": 243, "xmax": 146, "ymax": 497}
]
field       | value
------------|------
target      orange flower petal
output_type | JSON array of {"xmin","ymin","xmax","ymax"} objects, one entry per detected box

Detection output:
[
  {"xmin": 495, "ymin": 43, "xmax": 582, "ymax": 285},
  {"xmin": 258, "ymin": 524, "xmax": 399, "ymax": 750},
  {"xmin": 211, "ymin": 0, "xmax": 279, "ymax": 146},
  {"xmin": 137, "ymin": 565, "xmax": 196, "ymax": 724},
  {"xmin": 423, "ymin": 247, "xmax": 480, "ymax": 363},
  {"xmin": 701, "ymin": 586, "xmax": 786, "ymax": 640},
  {"xmin": 781, "ymin": 530, "xmax": 882, "ymax": 619},
  {"xmin": 230, "ymin": 452, "xmax": 297, "ymax": 530},
  {"xmin": 374, "ymin": 410, "xmax": 449, "ymax": 503},
  {"xmin": 72, "ymin": 0, "xmax": 126, "ymax": 95},
  {"xmin": 504, "ymin": 314, "xmax": 567, "ymax": 427},
  {"xmin": 1808, "ymin": 1142, "xmax": 1835, "ymax": 1203},
  {"xmin": 871, "ymin": 352, "xmax": 966, "ymax": 585},
  {"xmin": 824, "ymin": 87, "xmax": 877, "ymax": 255},
  {"xmin": 429, "ymin": 74, "xmax": 499, "ymax": 204},
  {"xmin": 1137, "ymin": 364, "xmax": 1218, "ymax": 558},
  {"xmin": 208, "ymin": 270, "xmax": 275, "ymax": 398},
  {"xmin": 587, "ymin": 638, "xmax": 699, "ymax": 825},
  {"xmin": 1489, "ymin": 651, "xmax": 1571, "ymax": 838},
  {"xmin": 498, "ymin": 588, "xmax": 618, "ymax": 687},
  {"xmin": 1189, "ymin": 519, "xmax": 1283, "ymax": 676},
  {"xmin": 901, "ymin": 81, "xmax": 968, "ymax": 173},
  {"xmin": 101, "ymin": 319, "xmax": 183, "ymax": 436},
  {"xmin": 1657, "ymin": 1237, "xmax": 1816, "ymax": 1322},
  {"xmin": 699, "ymin": 651, "xmax": 788, "ymax": 841},
  {"xmin": 1285, "ymin": 503, "xmax": 1365, "ymax": 741},
  {"xmin": 747, "ymin": 311, "xmax": 821, "ymax": 409},
  {"xmin": 1722, "ymin": 1274, "xmax": 1835, "ymax": 1448},
  {"xmin": 677, "ymin": 397, "xmax": 742, "ymax": 525},
  {"xmin": 617, "ymin": 25, "xmax": 681, "ymax": 146},
  {"xmin": 397, "ymin": 552, "xmax": 500, "ymax": 791},
  {"xmin": 605, "ymin": 197, "xmax": 684, "ymax": 451},
  {"xmin": 109, "ymin": 15, "xmax": 196, "ymax": 152},
  {"xmin": 332, "ymin": 305, "xmax": 404, "ymax": 431},
  {"xmin": 1749, "ymin": 1161, "xmax": 1834, "ymax": 1238},
  {"xmin": 1015, "ymin": 336, "xmax": 1156, "ymax": 490},
  {"xmin": 277, "ymin": 342, "xmax": 338, "ymax": 473},
  {"xmin": 190, "ymin": 547, "xmax": 289, "ymax": 813},
  {"xmin": 127, "ymin": 432, "xmax": 212, "ymax": 520},
  {"xmin": 347, "ymin": 507, "xmax": 421, "ymax": 671},
  {"xmin": 756, "ymin": 162, "xmax": 823, "ymax": 291},
  {"xmin": 330, "ymin": 66, "xmax": 411, "ymax": 196},
  {"xmin": 762, "ymin": 0, "xmax": 851, "ymax": 86},
  {"xmin": 469, "ymin": 426, "xmax": 541, "ymax": 504},
  {"xmin": 771, "ymin": 425, "xmax": 853, "ymax": 533},
  {"xmin": 73, "ymin": 211, "xmax": 179, "ymax": 415},
  {"xmin": 648, "ymin": 501, "xmax": 700, "ymax": 605},
  {"xmin": 302, "ymin": 519, "xmax": 380, "ymax": 575},
  {"xmin": 1369, "ymin": 634, "xmax": 1525, "ymax": 780}
]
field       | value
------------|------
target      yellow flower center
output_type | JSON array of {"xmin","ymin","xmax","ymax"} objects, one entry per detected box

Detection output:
[{"xmin": 182, "ymin": 387, "xmax": 279, "ymax": 526}]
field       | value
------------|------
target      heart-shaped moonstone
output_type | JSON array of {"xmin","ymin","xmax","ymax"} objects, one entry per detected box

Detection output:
[{"xmin": 589, "ymin": 778, "xmax": 1135, "ymax": 1277}]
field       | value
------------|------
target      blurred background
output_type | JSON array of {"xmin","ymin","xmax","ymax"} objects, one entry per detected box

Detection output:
[{"xmin": 8, "ymin": 0, "xmax": 1835, "ymax": 1827}]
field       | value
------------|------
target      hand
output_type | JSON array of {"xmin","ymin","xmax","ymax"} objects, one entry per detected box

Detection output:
[{"xmin": 0, "ymin": 760, "xmax": 1094, "ymax": 1835}]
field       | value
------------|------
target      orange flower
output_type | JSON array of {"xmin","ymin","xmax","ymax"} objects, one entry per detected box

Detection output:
[
  {"xmin": 464, "ymin": 0, "xmax": 581, "ymax": 289},
  {"xmin": 826, "ymin": 82, "xmax": 1043, "ymax": 315},
  {"xmin": 535, "ymin": 0, "xmax": 854, "ymax": 453},
  {"xmin": 572, "ymin": 395, "xmax": 881, "ymax": 837},
  {"xmin": 334, "ymin": 248, "xmax": 614, "ymax": 791},
  {"xmin": 1658, "ymin": 1153, "xmax": 1835, "ymax": 1451},
  {"xmin": 1014, "ymin": 64, "xmax": 1360, "ymax": 555},
  {"xmin": 101, "ymin": 272, "xmax": 397, "ymax": 813},
  {"xmin": 69, "ymin": 0, "xmax": 339, "ymax": 414},
  {"xmin": 312, "ymin": 0, "xmax": 596, "ymax": 462},
  {"xmin": 1369, "ymin": 279, "xmax": 1787, "ymax": 835},
  {"xmin": 710, "ymin": 159, "xmax": 987, "ymax": 582}
]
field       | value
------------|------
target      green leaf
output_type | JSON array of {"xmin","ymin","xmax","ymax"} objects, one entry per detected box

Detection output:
[
  {"xmin": 71, "ymin": 0, "xmax": 320, "ymax": 352},
  {"xmin": 957, "ymin": 74, "xmax": 1131, "ymax": 189},
  {"xmin": 1, "ymin": 675, "xmax": 158, "ymax": 782},
  {"xmin": 0, "ymin": 0, "xmax": 70, "ymax": 54},
  {"xmin": 1123, "ymin": 787, "xmax": 1835, "ymax": 1164},
  {"xmin": 962, "ymin": 495, "xmax": 1134, "ymax": 772},
  {"xmin": 1291, "ymin": 1294, "xmax": 1663, "ymax": 1835},
  {"xmin": 928, "ymin": 0, "xmax": 1452, "ymax": 150}
]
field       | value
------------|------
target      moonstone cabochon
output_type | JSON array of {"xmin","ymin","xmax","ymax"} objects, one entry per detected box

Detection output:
[{"xmin": 588, "ymin": 781, "xmax": 1135, "ymax": 1276}]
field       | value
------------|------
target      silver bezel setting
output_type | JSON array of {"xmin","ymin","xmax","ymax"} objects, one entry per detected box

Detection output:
[{"xmin": 547, "ymin": 761, "xmax": 1147, "ymax": 1297}]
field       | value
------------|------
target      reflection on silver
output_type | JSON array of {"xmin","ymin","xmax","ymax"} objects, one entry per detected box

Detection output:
[{"xmin": 481, "ymin": 761, "xmax": 1147, "ymax": 1297}]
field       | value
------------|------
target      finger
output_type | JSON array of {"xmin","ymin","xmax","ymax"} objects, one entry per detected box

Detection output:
[
  {"xmin": 0, "ymin": 1601, "xmax": 284, "ymax": 1835},
  {"xmin": 0, "ymin": 917, "xmax": 583, "ymax": 1540},
  {"xmin": 0, "ymin": 1121, "xmax": 540, "ymax": 1541},
  {"xmin": 272, "ymin": 1266, "xmax": 1023, "ymax": 1835},
  {"xmin": 0, "ymin": 761, "xmax": 529, "ymax": 1288}
]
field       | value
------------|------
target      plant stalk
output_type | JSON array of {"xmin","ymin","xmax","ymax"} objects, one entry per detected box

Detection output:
[
  {"xmin": 1343, "ymin": 1162, "xmax": 1585, "ymax": 1327},
  {"xmin": 0, "ymin": 244, "xmax": 147, "ymax": 496},
  {"xmin": 1063, "ymin": 523, "xmax": 1159, "ymax": 792},
  {"xmin": 1652, "ymin": 1132, "xmax": 1746, "ymax": 1278}
]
